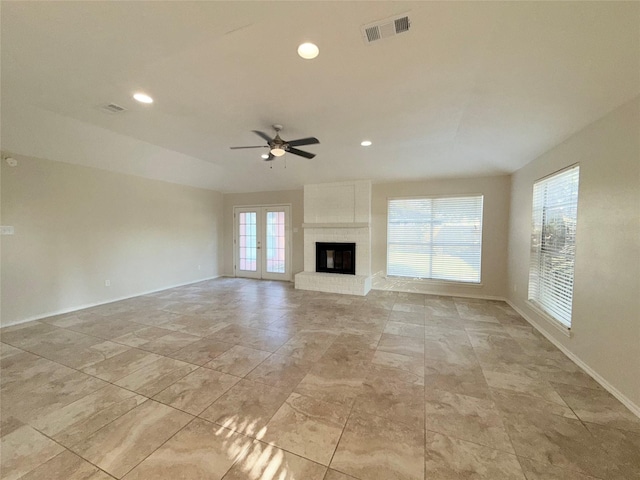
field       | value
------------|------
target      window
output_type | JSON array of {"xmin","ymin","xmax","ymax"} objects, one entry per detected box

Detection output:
[
  {"xmin": 528, "ymin": 165, "xmax": 580, "ymax": 328},
  {"xmin": 387, "ymin": 195, "xmax": 483, "ymax": 283}
]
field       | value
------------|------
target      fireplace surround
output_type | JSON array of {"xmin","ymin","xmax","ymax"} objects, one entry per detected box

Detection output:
[
  {"xmin": 294, "ymin": 180, "xmax": 372, "ymax": 295},
  {"xmin": 316, "ymin": 242, "xmax": 356, "ymax": 275}
]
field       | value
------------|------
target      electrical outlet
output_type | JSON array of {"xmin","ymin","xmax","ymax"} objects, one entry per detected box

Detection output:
[
  {"xmin": 0, "ymin": 226, "xmax": 15, "ymax": 235},
  {"xmin": 105, "ymin": 280, "xmax": 111, "ymax": 287}
]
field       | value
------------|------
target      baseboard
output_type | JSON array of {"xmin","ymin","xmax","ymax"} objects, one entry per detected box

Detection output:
[
  {"xmin": 505, "ymin": 299, "xmax": 640, "ymax": 419},
  {"xmin": 370, "ymin": 285, "xmax": 506, "ymax": 302},
  {"xmin": 1, "ymin": 276, "xmax": 220, "ymax": 328},
  {"xmin": 222, "ymin": 274, "xmax": 295, "ymax": 283}
]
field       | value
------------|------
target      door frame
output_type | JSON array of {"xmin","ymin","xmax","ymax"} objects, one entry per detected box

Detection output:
[{"xmin": 233, "ymin": 203, "xmax": 293, "ymax": 281}]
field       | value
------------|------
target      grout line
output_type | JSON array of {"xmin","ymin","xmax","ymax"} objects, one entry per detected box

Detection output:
[
  {"xmin": 424, "ymin": 316, "xmax": 429, "ymax": 480},
  {"xmin": 15, "ymin": 418, "xmax": 119, "ymax": 479},
  {"xmin": 196, "ymin": 413, "xmax": 333, "ymax": 479},
  {"xmin": 325, "ymin": 390, "xmax": 358, "ymax": 470},
  {"xmin": 423, "ymin": 426, "xmax": 517, "ymax": 457},
  {"xmin": 117, "ymin": 414, "xmax": 198, "ymax": 479},
  {"xmin": 3, "ymin": 282, "xmax": 632, "ymax": 479}
]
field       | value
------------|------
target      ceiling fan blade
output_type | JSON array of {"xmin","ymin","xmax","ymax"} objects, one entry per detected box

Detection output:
[
  {"xmin": 288, "ymin": 147, "xmax": 315, "ymax": 159},
  {"xmin": 230, "ymin": 146, "xmax": 267, "ymax": 149},
  {"xmin": 252, "ymin": 130, "xmax": 273, "ymax": 143},
  {"xmin": 287, "ymin": 137, "xmax": 320, "ymax": 147}
]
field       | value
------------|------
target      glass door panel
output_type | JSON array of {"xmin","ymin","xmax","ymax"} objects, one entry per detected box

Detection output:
[
  {"xmin": 238, "ymin": 212, "xmax": 257, "ymax": 272},
  {"xmin": 235, "ymin": 208, "xmax": 261, "ymax": 279},
  {"xmin": 266, "ymin": 211, "xmax": 286, "ymax": 274}
]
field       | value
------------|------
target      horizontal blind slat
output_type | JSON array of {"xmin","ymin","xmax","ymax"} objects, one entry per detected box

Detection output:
[
  {"xmin": 388, "ymin": 196, "xmax": 483, "ymax": 283},
  {"xmin": 528, "ymin": 165, "xmax": 579, "ymax": 328}
]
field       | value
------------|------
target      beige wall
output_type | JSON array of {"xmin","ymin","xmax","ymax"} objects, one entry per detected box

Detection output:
[
  {"xmin": 222, "ymin": 190, "xmax": 304, "ymax": 277},
  {"xmin": 508, "ymin": 97, "xmax": 640, "ymax": 410},
  {"xmin": 372, "ymin": 176, "xmax": 511, "ymax": 298},
  {"xmin": 1, "ymin": 154, "xmax": 223, "ymax": 326}
]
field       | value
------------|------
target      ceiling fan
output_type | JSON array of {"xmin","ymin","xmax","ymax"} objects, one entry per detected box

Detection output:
[{"xmin": 230, "ymin": 124, "xmax": 319, "ymax": 161}]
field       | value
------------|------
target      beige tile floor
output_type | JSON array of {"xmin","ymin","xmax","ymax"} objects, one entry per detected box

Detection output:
[{"xmin": 1, "ymin": 278, "xmax": 639, "ymax": 480}]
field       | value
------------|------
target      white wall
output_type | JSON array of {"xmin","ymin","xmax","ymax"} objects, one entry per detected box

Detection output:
[
  {"xmin": 222, "ymin": 190, "xmax": 304, "ymax": 277},
  {"xmin": 1, "ymin": 154, "xmax": 224, "ymax": 326},
  {"xmin": 371, "ymin": 175, "xmax": 511, "ymax": 299},
  {"xmin": 508, "ymin": 97, "xmax": 640, "ymax": 410}
]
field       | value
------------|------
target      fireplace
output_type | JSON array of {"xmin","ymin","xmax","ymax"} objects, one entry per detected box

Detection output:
[{"xmin": 316, "ymin": 242, "xmax": 356, "ymax": 275}]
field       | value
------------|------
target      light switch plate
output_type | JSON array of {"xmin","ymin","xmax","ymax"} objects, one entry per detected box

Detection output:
[{"xmin": 0, "ymin": 226, "xmax": 15, "ymax": 235}]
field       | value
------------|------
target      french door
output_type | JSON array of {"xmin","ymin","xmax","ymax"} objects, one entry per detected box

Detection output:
[{"xmin": 234, "ymin": 205, "xmax": 291, "ymax": 281}]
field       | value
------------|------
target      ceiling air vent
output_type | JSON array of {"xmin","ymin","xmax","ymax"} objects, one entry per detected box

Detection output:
[
  {"xmin": 99, "ymin": 103, "xmax": 127, "ymax": 114},
  {"xmin": 361, "ymin": 13, "xmax": 411, "ymax": 45}
]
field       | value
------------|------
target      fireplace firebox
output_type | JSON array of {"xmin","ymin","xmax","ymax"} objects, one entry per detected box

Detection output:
[{"xmin": 316, "ymin": 242, "xmax": 356, "ymax": 275}]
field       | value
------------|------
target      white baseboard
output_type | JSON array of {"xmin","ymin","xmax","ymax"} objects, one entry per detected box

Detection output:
[
  {"xmin": 371, "ymin": 286, "xmax": 506, "ymax": 302},
  {"xmin": 1, "ymin": 276, "xmax": 220, "ymax": 328},
  {"xmin": 505, "ymin": 299, "xmax": 640, "ymax": 419}
]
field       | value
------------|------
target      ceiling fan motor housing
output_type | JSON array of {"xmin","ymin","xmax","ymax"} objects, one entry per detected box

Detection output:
[{"xmin": 271, "ymin": 134, "xmax": 287, "ymax": 150}]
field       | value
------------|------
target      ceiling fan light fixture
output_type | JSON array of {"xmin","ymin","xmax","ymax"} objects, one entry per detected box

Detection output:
[
  {"xmin": 361, "ymin": 140, "xmax": 372, "ymax": 146},
  {"xmin": 261, "ymin": 153, "xmax": 270, "ymax": 159},
  {"xmin": 270, "ymin": 147, "xmax": 286, "ymax": 157},
  {"xmin": 297, "ymin": 42, "xmax": 319, "ymax": 59}
]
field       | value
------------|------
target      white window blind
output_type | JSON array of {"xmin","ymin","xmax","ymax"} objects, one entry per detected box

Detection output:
[
  {"xmin": 387, "ymin": 196, "xmax": 483, "ymax": 283},
  {"xmin": 528, "ymin": 165, "xmax": 580, "ymax": 328}
]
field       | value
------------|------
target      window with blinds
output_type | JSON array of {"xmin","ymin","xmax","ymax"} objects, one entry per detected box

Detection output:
[
  {"xmin": 387, "ymin": 196, "xmax": 483, "ymax": 283},
  {"xmin": 528, "ymin": 165, "xmax": 580, "ymax": 328}
]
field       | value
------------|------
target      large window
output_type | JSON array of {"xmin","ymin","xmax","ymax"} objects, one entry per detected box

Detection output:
[
  {"xmin": 528, "ymin": 165, "xmax": 580, "ymax": 328},
  {"xmin": 387, "ymin": 195, "xmax": 483, "ymax": 283}
]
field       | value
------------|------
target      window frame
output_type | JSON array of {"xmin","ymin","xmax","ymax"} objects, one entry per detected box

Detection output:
[
  {"xmin": 386, "ymin": 194, "xmax": 484, "ymax": 285},
  {"xmin": 528, "ymin": 164, "xmax": 580, "ymax": 331}
]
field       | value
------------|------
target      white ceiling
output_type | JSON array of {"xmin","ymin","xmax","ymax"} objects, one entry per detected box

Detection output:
[{"xmin": 2, "ymin": 1, "xmax": 638, "ymax": 193}]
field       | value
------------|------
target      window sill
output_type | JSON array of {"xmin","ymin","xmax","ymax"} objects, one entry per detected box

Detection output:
[{"xmin": 526, "ymin": 300, "xmax": 572, "ymax": 338}]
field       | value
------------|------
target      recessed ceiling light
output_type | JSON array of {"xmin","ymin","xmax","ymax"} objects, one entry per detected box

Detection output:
[
  {"xmin": 261, "ymin": 154, "xmax": 269, "ymax": 159},
  {"xmin": 297, "ymin": 42, "xmax": 319, "ymax": 60},
  {"xmin": 361, "ymin": 140, "xmax": 372, "ymax": 147},
  {"xmin": 133, "ymin": 92, "xmax": 153, "ymax": 104}
]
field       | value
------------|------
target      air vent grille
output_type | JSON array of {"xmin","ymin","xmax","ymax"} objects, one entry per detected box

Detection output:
[
  {"xmin": 361, "ymin": 14, "xmax": 411, "ymax": 45},
  {"xmin": 395, "ymin": 16, "xmax": 410, "ymax": 34},
  {"xmin": 364, "ymin": 26, "xmax": 380, "ymax": 43},
  {"xmin": 100, "ymin": 103, "xmax": 127, "ymax": 114}
]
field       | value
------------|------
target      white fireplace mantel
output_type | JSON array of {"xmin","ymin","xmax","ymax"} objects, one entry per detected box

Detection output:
[{"xmin": 295, "ymin": 180, "xmax": 372, "ymax": 296}]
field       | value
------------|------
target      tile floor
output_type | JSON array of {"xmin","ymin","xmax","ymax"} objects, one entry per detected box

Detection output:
[{"xmin": 1, "ymin": 278, "xmax": 639, "ymax": 480}]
